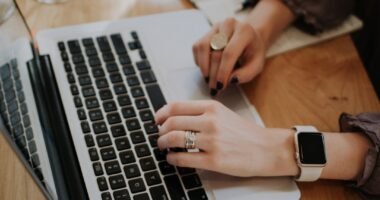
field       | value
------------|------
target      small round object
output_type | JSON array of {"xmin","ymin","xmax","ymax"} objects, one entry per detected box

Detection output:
[
  {"xmin": 210, "ymin": 33, "xmax": 228, "ymax": 51},
  {"xmin": 184, "ymin": 131, "xmax": 197, "ymax": 149}
]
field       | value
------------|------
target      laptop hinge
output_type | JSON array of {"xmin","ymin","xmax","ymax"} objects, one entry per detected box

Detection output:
[{"xmin": 28, "ymin": 54, "xmax": 88, "ymax": 200}]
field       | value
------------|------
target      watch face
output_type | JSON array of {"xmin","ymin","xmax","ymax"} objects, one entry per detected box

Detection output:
[{"xmin": 298, "ymin": 132, "xmax": 326, "ymax": 165}]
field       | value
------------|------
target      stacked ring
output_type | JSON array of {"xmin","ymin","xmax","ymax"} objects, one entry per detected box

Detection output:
[{"xmin": 184, "ymin": 130, "xmax": 197, "ymax": 149}]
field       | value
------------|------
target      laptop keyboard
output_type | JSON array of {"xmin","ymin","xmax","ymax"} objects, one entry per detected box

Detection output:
[
  {"xmin": 58, "ymin": 32, "xmax": 207, "ymax": 200},
  {"xmin": 0, "ymin": 59, "xmax": 44, "ymax": 182}
]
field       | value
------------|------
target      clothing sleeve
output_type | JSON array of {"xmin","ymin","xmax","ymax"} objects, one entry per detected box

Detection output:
[
  {"xmin": 282, "ymin": 0, "xmax": 355, "ymax": 34},
  {"xmin": 339, "ymin": 112, "xmax": 380, "ymax": 199}
]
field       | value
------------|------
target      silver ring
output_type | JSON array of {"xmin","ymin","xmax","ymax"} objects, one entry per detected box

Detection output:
[
  {"xmin": 210, "ymin": 33, "xmax": 228, "ymax": 51},
  {"xmin": 184, "ymin": 131, "xmax": 197, "ymax": 149}
]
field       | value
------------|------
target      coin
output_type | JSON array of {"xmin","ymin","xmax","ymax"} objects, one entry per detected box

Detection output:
[{"xmin": 210, "ymin": 33, "xmax": 228, "ymax": 51}]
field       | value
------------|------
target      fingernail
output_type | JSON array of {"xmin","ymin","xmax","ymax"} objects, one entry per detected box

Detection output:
[
  {"xmin": 210, "ymin": 88, "xmax": 218, "ymax": 96},
  {"xmin": 204, "ymin": 76, "xmax": 209, "ymax": 84},
  {"xmin": 230, "ymin": 76, "xmax": 239, "ymax": 85},
  {"xmin": 216, "ymin": 81, "xmax": 224, "ymax": 90}
]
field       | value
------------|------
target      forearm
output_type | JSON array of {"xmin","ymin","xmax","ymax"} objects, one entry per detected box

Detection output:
[
  {"xmin": 273, "ymin": 128, "xmax": 372, "ymax": 180},
  {"xmin": 245, "ymin": 0, "xmax": 295, "ymax": 51}
]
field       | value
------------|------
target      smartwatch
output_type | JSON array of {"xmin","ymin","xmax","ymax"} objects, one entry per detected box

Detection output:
[{"xmin": 293, "ymin": 126, "xmax": 327, "ymax": 182}]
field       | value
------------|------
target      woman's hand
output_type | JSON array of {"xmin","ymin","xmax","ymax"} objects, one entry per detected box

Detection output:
[
  {"xmin": 155, "ymin": 100, "xmax": 298, "ymax": 177},
  {"xmin": 192, "ymin": 18, "xmax": 266, "ymax": 96}
]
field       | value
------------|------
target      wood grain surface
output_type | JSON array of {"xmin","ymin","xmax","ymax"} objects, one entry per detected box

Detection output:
[{"xmin": 0, "ymin": 0, "xmax": 378, "ymax": 199}]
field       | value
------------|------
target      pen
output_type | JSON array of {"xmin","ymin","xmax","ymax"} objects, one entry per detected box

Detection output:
[{"xmin": 235, "ymin": 0, "xmax": 259, "ymax": 13}]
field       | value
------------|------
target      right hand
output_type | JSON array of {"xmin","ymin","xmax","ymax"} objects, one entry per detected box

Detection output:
[{"xmin": 192, "ymin": 18, "xmax": 266, "ymax": 96}]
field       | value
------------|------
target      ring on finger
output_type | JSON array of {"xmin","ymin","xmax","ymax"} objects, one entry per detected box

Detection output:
[{"xmin": 184, "ymin": 130, "xmax": 197, "ymax": 149}]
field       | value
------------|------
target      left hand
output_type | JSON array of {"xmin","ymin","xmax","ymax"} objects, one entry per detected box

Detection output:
[{"xmin": 155, "ymin": 100, "xmax": 298, "ymax": 177}]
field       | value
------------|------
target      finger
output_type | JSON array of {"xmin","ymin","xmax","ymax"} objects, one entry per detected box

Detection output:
[
  {"xmin": 216, "ymin": 25, "xmax": 253, "ymax": 89},
  {"xmin": 218, "ymin": 18, "xmax": 236, "ymax": 42},
  {"xmin": 197, "ymin": 25, "xmax": 219, "ymax": 79},
  {"xmin": 155, "ymin": 100, "xmax": 213, "ymax": 124},
  {"xmin": 229, "ymin": 52, "xmax": 264, "ymax": 84},
  {"xmin": 157, "ymin": 131, "xmax": 209, "ymax": 150},
  {"xmin": 208, "ymin": 51, "xmax": 222, "ymax": 96},
  {"xmin": 192, "ymin": 42, "xmax": 199, "ymax": 66},
  {"xmin": 166, "ymin": 152, "xmax": 210, "ymax": 169},
  {"xmin": 159, "ymin": 115, "xmax": 206, "ymax": 135}
]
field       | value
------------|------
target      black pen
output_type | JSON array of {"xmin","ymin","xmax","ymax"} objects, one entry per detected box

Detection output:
[{"xmin": 235, "ymin": 0, "xmax": 259, "ymax": 13}]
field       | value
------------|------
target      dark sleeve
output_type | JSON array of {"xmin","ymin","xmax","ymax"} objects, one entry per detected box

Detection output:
[
  {"xmin": 339, "ymin": 112, "xmax": 380, "ymax": 199},
  {"xmin": 283, "ymin": 0, "xmax": 355, "ymax": 34}
]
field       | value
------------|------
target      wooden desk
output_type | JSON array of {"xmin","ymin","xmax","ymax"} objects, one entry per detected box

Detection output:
[{"xmin": 1, "ymin": 0, "xmax": 378, "ymax": 199}]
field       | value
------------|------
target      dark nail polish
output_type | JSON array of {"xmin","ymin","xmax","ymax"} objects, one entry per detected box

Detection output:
[
  {"xmin": 230, "ymin": 77, "xmax": 239, "ymax": 85},
  {"xmin": 210, "ymin": 88, "xmax": 218, "ymax": 96},
  {"xmin": 216, "ymin": 81, "xmax": 224, "ymax": 90},
  {"xmin": 205, "ymin": 76, "xmax": 210, "ymax": 84}
]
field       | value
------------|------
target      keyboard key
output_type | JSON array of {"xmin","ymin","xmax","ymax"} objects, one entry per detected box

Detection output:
[
  {"xmin": 93, "ymin": 162, "xmax": 104, "ymax": 176},
  {"xmin": 128, "ymin": 178, "xmax": 146, "ymax": 193},
  {"xmin": 58, "ymin": 42, "xmax": 65, "ymax": 51},
  {"xmin": 177, "ymin": 167, "xmax": 196, "ymax": 175},
  {"xmin": 104, "ymin": 160, "xmax": 122, "ymax": 175},
  {"xmin": 158, "ymin": 161, "xmax": 176, "ymax": 175},
  {"xmin": 72, "ymin": 54, "xmax": 85, "ymax": 64},
  {"xmin": 13, "ymin": 124, "xmax": 24, "ymax": 137},
  {"xmin": 144, "ymin": 123, "xmax": 158, "ymax": 134},
  {"xmin": 97, "ymin": 177, "xmax": 109, "ymax": 191},
  {"xmin": 114, "ymin": 84, "xmax": 127, "ymax": 95},
  {"xmin": 103, "ymin": 52, "xmax": 115, "ymax": 62},
  {"xmin": 140, "ymin": 157, "xmax": 156, "ymax": 171},
  {"xmin": 110, "ymin": 73, "xmax": 123, "ymax": 83},
  {"xmin": 153, "ymin": 149, "xmax": 167, "ymax": 161},
  {"xmin": 91, "ymin": 121, "xmax": 107, "ymax": 134},
  {"xmin": 93, "ymin": 67, "xmax": 105, "ymax": 78},
  {"xmin": 61, "ymin": 51, "xmax": 69, "ymax": 61},
  {"xmin": 145, "ymin": 171, "xmax": 162, "ymax": 186},
  {"xmin": 85, "ymin": 48, "xmax": 97, "ymax": 57},
  {"xmin": 107, "ymin": 113, "xmax": 122, "ymax": 124},
  {"xmin": 34, "ymin": 168, "xmax": 44, "ymax": 181},
  {"xmin": 15, "ymin": 80, "xmax": 22, "ymax": 91},
  {"xmin": 81, "ymin": 121, "xmax": 91, "ymax": 133},
  {"xmin": 16, "ymin": 136, "xmax": 27, "ymax": 148},
  {"xmin": 10, "ymin": 112, "xmax": 21, "ymax": 126},
  {"xmin": 120, "ymin": 150, "xmax": 136, "ymax": 165},
  {"xmin": 23, "ymin": 115, "xmax": 30, "ymax": 128},
  {"xmin": 99, "ymin": 89, "xmax": 113, "ymax": 100},
  {"xmin": 106, "ymin": 62, "xmax": 119, "ymax": 73},
  {"xmin": 25, "ymin": 128, "xmax": 34, "ymax": 140},
  {"xmin": 96, "ymin": 78, "xmax": 109, "ymax": 89},
  {"xmin": 131, "ymin": 31, "xmax": 139, "ymax": 40},
  {"xmin": 118, "ymin": 95, "xmax": 131, "ymax": 106},
  {"xmin": 89, "ymin": 148, "xmax": 99, "ymax": 161},
  {"xmin": 100, "ymin": 147, "xmax": 116, "ymax": 161},
  {"xmin": 130, "ymin": 131, "xmax": 146, "ymax": 144},
  {"xmin": 70, "ymin": 85, "xmax": 79, "ymax": 95},
  {"xmin": 140, "ymin": 70, "xmax": 157, "ymax": 84},
  {"xmin": 111, "ymin": 125, "xmax": 126, "ymax": 137},
  {"xmin": 164, "ymin": 175, "xmax": 187, "ymax": 200},
  {"xmin": 123, "ymin": 65, "xmax": 135, "ymax": 75},
  {"xmin": 182, "ymin": 174, "xmax": 202, "ymax": 189},
  {"xmin": 68, "ymin": 40, "xmax": 82, "ymax": 54},
  {"xmin": 136, "ymin": 60, "xmax": 151, "ymax": 71},
  {"xmin": 148, "ymin": 134, "xmax": 158, "ymax": 148},
  {"xmin": 7, "ymin": 101, "xmax": 18, "ymax": 113},
  {"xmin": 113, "ymin": 189, "xmax": 130, "ymax": 200},
  {"xmin": 101, "ymin": 192, "xmax": 112, "ymax": 200},
  {"xmin": 131, "ymin": 87, "xmax": 144, "ymax": 98},
  {"xmin": 79, "ymin": 76, "xmax": 92, "ymax": 86},
  {"xmin": 85, "ymin": 98, "xmax": 99, "ymax": 109},
  {"xmin": 128, "ymin": 41, "xmax": 141, "ymax": 50},
  {"xmin": 134, "ymin": 193, "xmax": 149, "ymax": 200},
  {"xmin": 139, "ymin": 110, "xmax": 153, "ymax": 122},
  {"xmin": 85, "ymin": 134, "xmax": 95, "ymax": 147},
  {"xmin": 127, "ymin": 76, "xmax": 140, "ymax": 87},
  {"xmin": 97, "ymin": 134, "xmax": 112, "ymax": 147},
  {"xmin": 111, "ymin": 34, "xmax": 127, "ymax": 55},
  {"xmin": 20, "ymin": 103, "xmax": 28, "ymax": 115},
  {"xmin": 89, "ymin": 56, "xmax": 101, "ymax": 67},
  {"xmin": 78, "ymin": 109, "xmax": 87, "ymax": 120},
  {"xmin": 89, "ymin": 109, "xmax": 103, "ymax": 121},
  {"xmin": 31, "ymin": 154, "xmax": 40, "ymax": 167},
  {"xmin": 97, "ymin": 36, "xmax": 111, "ymax": 52},
  {"xmin": 124, "ymin": 164, "xmax": 141, "ymax": 178},
  {"xmin": 135, "ymin": 98, "xmax": 148, "ymax": 109},
  {"xmin": 82, "ymin": 38, "xmax": 94, "ymax": 47},
  {"xmin": 139, "ymin": 50, "xmax": 146, "ymax": 59},
  {"xmin": 18, "ymin": 91, "xmax": 25, "ymax": 102},
  {"xmin": 82, "ymin": 86, "xmax": 96, "ymax": 97},
  {"xmin": 126, "ymin": 118, "xmax": 141, "ymax": 131},
  {"xmin": 149, "ymin": 185, "xmax": 168, "ymax": 200},
  {"xmin": 135, "ymin": 144, "xmax": 151, "ymax": 158},
  {"xmin": 115, "ymin": 137, "xmax": 131, "ymax": 151},
  {"xmin": 0, "ymin": 64, "xmax": 11, "ymax": 80},
  {"xmin": 5, "ymin": 89, "xmax": 16, "ymax": 102},
  {"xmin": 146, "ymin": 84, "xmax": 166, "ymax": 112},
  {"xmin": 119, "ymin": 55, "xmax": 131, "ymax": 65},
  {"xmin": 64, "ymin": 63, "xmax": 72, "ymax": 72},
  {"xmin": 122, "ymin": 107, "xmax": 136, "ymax": 119},
  {"xmin": 103, "ymin": 100, "xmax": 117, "ymax": 112},
  {"xmin": 188, "ymin": 188, "xmax": 208, "ymax": 200},
  {"xmin": 75, "ymin": 64, "xmax": 88, "ymax": 75},
  {"xmin": 67, "ymin": 74, "xmax": 76, "ymax": 84}
]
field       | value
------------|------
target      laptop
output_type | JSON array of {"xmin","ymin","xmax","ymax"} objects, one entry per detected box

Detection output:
[{"xmin": 0, "ymin": 1, "xmax": 300, "ymax": 200}]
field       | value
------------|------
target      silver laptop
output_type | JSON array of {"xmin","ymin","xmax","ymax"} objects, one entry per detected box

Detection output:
[{"xmin": 0, "ymin": 2, "xmax": 299, "ymax": 200}]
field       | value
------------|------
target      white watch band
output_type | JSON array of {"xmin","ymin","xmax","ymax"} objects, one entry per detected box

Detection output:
[{"xmin": 294, "ymin": 125, "xmax": 325, "ymax": 182}]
